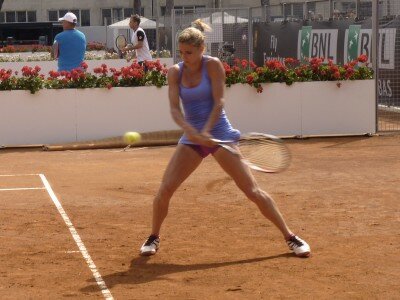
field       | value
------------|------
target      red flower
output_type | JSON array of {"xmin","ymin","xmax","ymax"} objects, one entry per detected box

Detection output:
[
  {"xmin": 246, "ymin": 74, "xmax": 254, "ymax": 84},
  {"xmin": 309, "ymin": 57, "xmax": 323, "ymax": 66},
  {"xmin": 329, "ymin": 65, "xmax": 339, "ymax": 73},
  {"xmin": 49, "ymin": 70, "xmax": 60, "ymax": 78},
  {"xmin": 265, "ymin": 60, "xmax": 283, "ymax": 70},
  {"xmin": 357, "ymin": 54, "xmax": 368, "ymax": 63},
  {"xmin": 333, "ymin": 71, "xmax": 340, "ymax": 79},
  {"xmin": 284, "ymin": 57, "xmax": 297, "ymax": 65},
  {"xmin": 21, "ymin": 66, "xmax": 32, "ymax": 77},
  {"xmin": 345, "ymin": 68, "xmax": 355, "ymax": 79},
  {"xmin": 80, "ymin": 62, "xmax": 88, "ymax": 70}
]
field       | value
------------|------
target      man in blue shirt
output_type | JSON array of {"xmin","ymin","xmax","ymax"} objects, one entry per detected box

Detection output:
[{"xmin": 52, "ymin": 12, "xmax": 86, "ymax": 72}]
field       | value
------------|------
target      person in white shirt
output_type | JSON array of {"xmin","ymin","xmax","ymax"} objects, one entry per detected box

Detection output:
[{"xmin": 124, "ymin": 14, "xmax": 152, "ymax": 65}]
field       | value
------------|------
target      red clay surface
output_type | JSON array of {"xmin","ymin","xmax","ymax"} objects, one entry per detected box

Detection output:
[{"xmin": 0, "ymin": 135, "xmax": 399, "ymax": 299}]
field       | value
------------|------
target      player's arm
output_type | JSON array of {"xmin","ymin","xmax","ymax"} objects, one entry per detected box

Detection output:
[
  {"xmin": 202, "ymin": 57, "xmax": 226, "ymax": 135},
  {"xmin": 131, "ymin": 40, "xmax": 143, "ymax": 50},
  {"xmin": 51, "ymin": 40, "xmax": 59, "ymax": 59}
]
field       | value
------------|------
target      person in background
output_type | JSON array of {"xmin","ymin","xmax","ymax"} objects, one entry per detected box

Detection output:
[
  {"xmin": 123, "ymin": 14, "xmax": 152, "ymax": 65},
  {"xmin": 52, "ymin": 12, "xmax": 86, "ymax": 72}
]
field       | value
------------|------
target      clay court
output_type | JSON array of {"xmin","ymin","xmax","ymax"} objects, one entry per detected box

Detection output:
[{"xmin": 1, "ymin": 134, "xmax": 399, "ymax": 299}]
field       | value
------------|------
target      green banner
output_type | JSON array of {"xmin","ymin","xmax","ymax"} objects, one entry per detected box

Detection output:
[
  {"xmin": 300, "ymin": 26, "xmax": 312, "ymax": 62},
  {"xmin": 347, "ymin": 25, "xmax": 361, "ymax": 62}
]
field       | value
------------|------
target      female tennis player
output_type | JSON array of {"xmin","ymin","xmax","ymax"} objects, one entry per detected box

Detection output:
[{"xmin": 139, "ymin": 20, "xmax": 311, "ymax": 258}]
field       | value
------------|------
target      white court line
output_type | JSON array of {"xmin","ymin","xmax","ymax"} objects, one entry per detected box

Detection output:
[
  {"xmin": 0, "ymin": 187, "xmax": 46, "ymax": 191},
  {"xmin": 38, "ymin": 174, "xmax": 114, "ymax": 300},
  {"xmin": 0, "ymin": 174, "xmax": 40, "ymax": 177}
]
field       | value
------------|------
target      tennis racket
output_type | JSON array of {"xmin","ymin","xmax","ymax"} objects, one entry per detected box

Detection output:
[
  {"xmin": 115, "ymin": 35, "xmax": 127, "ymax": 58},
  {"xmin": 212, "ymin": 133, "xmax": 291, "ymax": 173}
]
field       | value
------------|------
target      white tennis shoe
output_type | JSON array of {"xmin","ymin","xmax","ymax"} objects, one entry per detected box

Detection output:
[
  {"xmin": 140, "ymin": 235, "xmax": 160, "ymax": 256},
  {"xmin": 286, "ymin": 235, "xmax": 311, "ymax": 257}
]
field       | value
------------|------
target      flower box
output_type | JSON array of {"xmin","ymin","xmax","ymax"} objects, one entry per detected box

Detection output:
[
  {"xmin": 0, "ymin": 80, "xmax": 375, "ymax": 146},
  {"xmin": 225, "ymin": 80, "xmax": 375, "ymax": 137}
]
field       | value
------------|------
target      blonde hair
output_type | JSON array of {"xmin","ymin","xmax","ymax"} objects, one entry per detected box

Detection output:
[{"xmin": 178, "ymin": 19, "xmax": 211, "ymax": 47}]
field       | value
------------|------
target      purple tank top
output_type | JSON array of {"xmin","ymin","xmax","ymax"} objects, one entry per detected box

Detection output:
[{"xmin": 178, "ymin": 56, "xmax": 240, "ymax": 145}]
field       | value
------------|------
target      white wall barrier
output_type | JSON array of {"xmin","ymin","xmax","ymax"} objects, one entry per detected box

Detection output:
[
  {"xmin": 0, "ymin": 58, "xmax": 174, "ymax": 76},
  {"xmin": 0, "ymin": 80, "xmax": 375, "ymax": 146}
]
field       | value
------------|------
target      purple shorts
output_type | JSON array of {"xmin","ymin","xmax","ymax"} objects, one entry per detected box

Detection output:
[{"xmin": 186, "ymin": 144, "xmax": 219, "ymax": 158}]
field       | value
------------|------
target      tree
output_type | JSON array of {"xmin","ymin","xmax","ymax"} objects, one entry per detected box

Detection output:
[
  {"xmin": 134, "ymin": 0, "xmax": 141, "ymax": 16},
  {"xmin": 0, "ymin": 0, "xmax": 4, "ymax": 11}
]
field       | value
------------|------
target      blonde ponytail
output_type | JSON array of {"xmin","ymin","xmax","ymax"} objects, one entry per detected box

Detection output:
[
  {"xmin": 178, "ymin": 19, "xmax": 212, "ymax": 47},
  {"xmin": 191, "ymin": 19, "xmax": 211, "ymax": 32}
]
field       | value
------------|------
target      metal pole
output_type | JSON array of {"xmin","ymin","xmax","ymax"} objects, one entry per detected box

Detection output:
[
  {"xmin": 172, "ymin": 9, "xmax": 176, "ymax": 63},
  {"xmin": 328, "ymin": 0, "xmax": 334, "ymax": 20},
  {"xmin": 261, "ymin": 0, "xmax": 270, "ymax": 22},
  {"xmin": 248, "ymin": 7, "xmax": 253, "ymax": 63},
  {"xmin": 356, "ymin": 0, "xmax": 361, "ymax": 19},
  {"xmin": 372, "ymin": 0, "xmax": 379, "ymax": 133},
  {"xmin": 156, "ymin": 0, "xmax": 159, "ymax": 58},
  {"xmin": 261, "ymin": 5, "xmax": 266, "ymax": 22}
]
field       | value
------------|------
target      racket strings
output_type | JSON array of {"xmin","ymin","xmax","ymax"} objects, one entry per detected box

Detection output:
[
  {"xmin": 116, "ymin": 36, "xmax": 127, "ymax": 49},
  {"xmin": 239, "ymin": 139, "xmax": 290, "ymax": 172}
]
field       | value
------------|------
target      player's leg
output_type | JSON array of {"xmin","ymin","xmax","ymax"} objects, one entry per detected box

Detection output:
[
  {"xmin": 212, "ymin": 148, "xmax": 292, "ymax": 237},
  {"xmin": 140, "ymin": 144, "xmax": 203, "ymax": 255},
  {"xmin": 152, "ymin": 144, "xmax": 203, "ymax": 235},
  {"xmin": 212, "ymin": 148, "xmax": 310, "ymax": 257}
]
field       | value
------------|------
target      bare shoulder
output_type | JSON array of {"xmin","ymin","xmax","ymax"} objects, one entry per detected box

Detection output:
[
  {"xmin": 168, "ymin": 64, "xmax": 180, "ymax": 75},
  {"xmin": 206, "ymin": 56, "xmax": 224, "ymax": 76},
  {"xmin": 206, "ymin": 56, "xmax": 223, "ymax": 68},
  {"xmin": 167, "ymin": 64, "xmax": 180, "ymax": 82}
]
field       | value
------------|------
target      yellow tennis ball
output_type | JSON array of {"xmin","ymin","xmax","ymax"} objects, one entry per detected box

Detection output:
[{"xmin": 123, "ymin": 131, "xmax": 141, "ymax": 144}]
